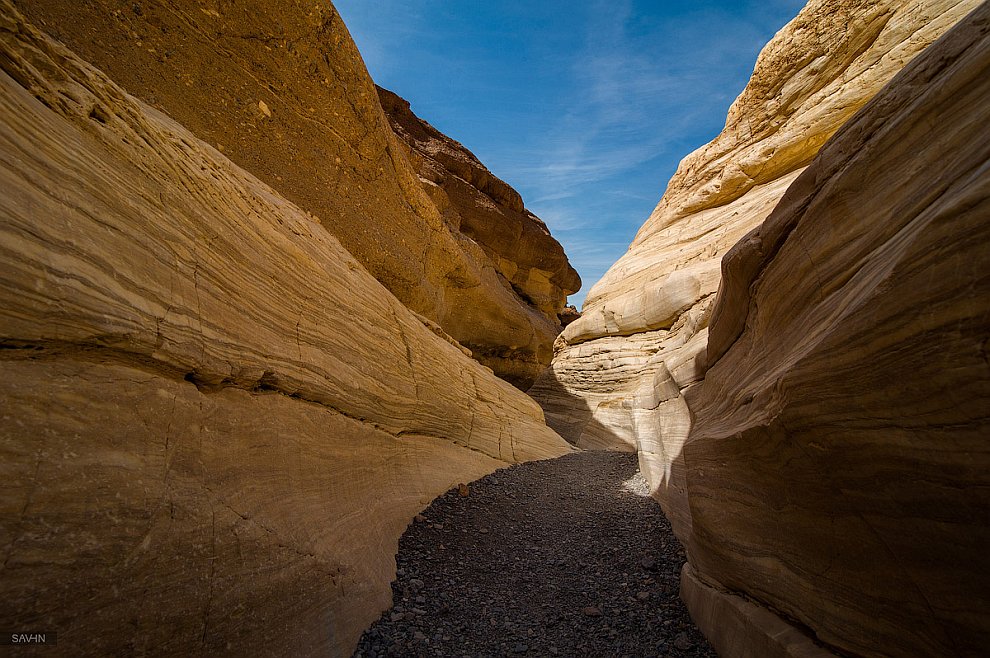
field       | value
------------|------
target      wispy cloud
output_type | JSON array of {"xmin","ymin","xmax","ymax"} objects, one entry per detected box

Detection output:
[
  {"xmin": 333, "ymin": 0, "xmax": 806, "ymax": 307},
  {"xmin": 333, "ymin": 1, "xmax": 432, "ymax": 82},
  {"xmin": 496, "ymin": 1, "xmax": 805, "ymax": 305}
]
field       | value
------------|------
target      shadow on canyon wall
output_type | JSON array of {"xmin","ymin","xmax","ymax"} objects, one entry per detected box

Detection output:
[{"xmin": 529, "ymin": 368, "xmax": 638, "ymax": 454}]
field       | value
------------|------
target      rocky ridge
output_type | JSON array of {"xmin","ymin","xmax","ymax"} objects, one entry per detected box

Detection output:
[
  {"xmin": 378, "ymin": 86, "xmax": 580, "ymax": 388},
  {"xmin": 0, "ymin": 4, "xmax": 571, "ymax": 655},
  {"xmin": 16, "ymin": 0, "xmax": 578, "ymax": 388}
]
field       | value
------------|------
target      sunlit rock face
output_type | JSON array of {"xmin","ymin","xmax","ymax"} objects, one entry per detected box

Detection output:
[
  {"xmin": 530, "ymin": 0, "xmax": 978, "ymax": 458},
  {"xmin": 683, "ymin": 9, "xmax": 990, "ymax": 655},
  {"xmin": 0, "ymin": 4, "xmax": 571, "ymax": 656},
  {"xmin": 378, "ymin": 87, "xmax": 580, "ymax": 388},
  {"xmin": 15, "ymin": 0, "xmax": 578, "ymax": 389}
]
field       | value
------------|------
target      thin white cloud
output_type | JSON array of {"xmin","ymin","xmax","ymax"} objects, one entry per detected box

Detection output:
[
  {"xmin": 333, "ymin": 1, "xmax": 431, "ymax": 81},
  {"xmin": 334, "ymin": 0, "xmax": 806, "ymax": 305}
]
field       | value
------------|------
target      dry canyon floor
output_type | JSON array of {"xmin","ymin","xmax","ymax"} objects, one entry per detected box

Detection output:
[{"xmin": 355, "ymin": 452, "xmax": 716, "ymax": 657}]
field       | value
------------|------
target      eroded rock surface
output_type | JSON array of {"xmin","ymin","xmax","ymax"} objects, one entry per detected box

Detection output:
[
  {"xmin": 683, "ymin": 9, "xmax": 990, "ymax": 655},
  {"xmin": 378, "ymin": 86, "xmax": 580, "ymax": 388},
  {"xmin": 0, "ymin": 5, "xmax": 571, "ymax": 655},
  {"xmin": 15, "ymin": 0, "xmax": 578, "ymax": 389},
  {"xmin": 530, "ymin": 0, "xmax": 978, "ymax": 455},
  {"xmin": 529, "ymin": 0, "xmax": 986, "ymax": 655}
]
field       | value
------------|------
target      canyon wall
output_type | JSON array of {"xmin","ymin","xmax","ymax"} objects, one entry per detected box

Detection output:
[
  {"xmin": 15, "ymin": 0, "xmax": 578, "ymax": 389},
  {"xmin": 531, "ymin": 0, "xmax": 988, "ymax": 655},
  {"xmin": 0, "ymin": 4, "xmax": 571, "ymax": 656},
  {"xmin": 377, "ymin": 86, "xmax": 581, "ymax": 387},
  {"xmin": 530, "ymin": 0, "xmax": 978, "ymax": 463},
  {"xmin": 684, "ymin": 8, "xmax": 990, "ymax": 655}
]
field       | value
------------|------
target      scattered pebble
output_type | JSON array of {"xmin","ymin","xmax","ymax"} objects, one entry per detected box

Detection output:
[
  {"xmin": 675, "ymin": 632, "xmax": 694, "ymax": 650},
  {"xmin": 354, "ymin": 452, "xmax": 715, "ymax": 657}
]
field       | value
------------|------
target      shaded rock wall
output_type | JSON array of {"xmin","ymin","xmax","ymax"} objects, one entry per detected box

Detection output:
[
  {"xmin": 15, "ymin": 0, "xmax": 578, "ymax": 389},
  {"xmin": 529, "ymin": 0, "xmax": 987, "ymax": 654},
  {"xmin": 529, "ymin": 0, "xmax": 978, "ymax": 460},
  {"xmin": 0, "ymin": 4, "xmax": 571, "ymax": 655},
  {"xmin": 682, "ymin": 8, "xmax": 990, "ymax": 655},
  {"xmin": 377, "ymin": 86, "xmax": 580, "ymax": 388}
]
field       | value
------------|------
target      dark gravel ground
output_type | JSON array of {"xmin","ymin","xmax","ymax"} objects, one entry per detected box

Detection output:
[{"xmin": 354, "ymin": 451, "xmax": 717, "ymax": 658}]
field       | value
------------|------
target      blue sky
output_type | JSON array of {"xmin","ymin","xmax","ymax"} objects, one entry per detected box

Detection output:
[{"xmin": 334, "ymin": 0, "xmax": 805, "ymax": 308}]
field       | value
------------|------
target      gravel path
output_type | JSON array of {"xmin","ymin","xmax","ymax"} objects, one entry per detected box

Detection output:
[{"xmin": 354, "ymin": 452, "xmax": 717, "ymax": 657}]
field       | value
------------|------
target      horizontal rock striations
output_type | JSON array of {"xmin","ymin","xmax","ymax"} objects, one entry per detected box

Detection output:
[
  {"xmin": 15, "ymin": 0, "xmax": 579, "ymax": 389},
  {"xmin": 0, "ymin": 4, "xmax": 571, "ymax": 656},
  {"xmin": 377, "ymin": 86, "xmax": 580, "ymax": 388},
  {"xmin": 529, "ymin": 0, "xmax": 978, "ymax": 457},
  {"xmin": 684, "ymin": 7, "xmax": 990, "ymax": 655},
  {"xmin": 529, "ymin": 0, "xmax": 985, "ymax": 654}
]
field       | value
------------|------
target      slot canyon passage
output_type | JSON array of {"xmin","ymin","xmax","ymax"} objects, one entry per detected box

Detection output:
[{"xmin": 0, "ymin": 0, "xmax": 987, "ymax": 657}]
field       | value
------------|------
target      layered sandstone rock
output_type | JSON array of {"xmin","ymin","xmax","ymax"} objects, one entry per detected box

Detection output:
[
  {"xmin": 530, "ymin": 0, "xmax": 985, "ymax": 653},
  {"xmin": 377, "ymin": 86, "xmax": 580, "ymax": 387},
  {"xmin": 558, "ymin": 304, "xmax": 581, "ymax": 328},
  {"xmin": 15, "ymin": 0, "xmax": 578, "ymax": 389},
  {"xmin": 683, "ymin": 9, "xmax": 990, "ymax": 655},
  {"xmin": 0, "ymin": 5, "xmax": 571, "ymax": 656},
  {"xmin": 530, "ymin": 0, "xmax": 979, "ymax": 463}
]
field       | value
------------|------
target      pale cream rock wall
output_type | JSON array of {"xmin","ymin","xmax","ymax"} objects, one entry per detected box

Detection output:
[
  {"xmin": 531, "ymin": 0, "xmax": 979, "ymax": 467},
  {"xmin": 684, "ymin": 7, "xmax": 990, "ymax": 655},
  {"xmin": 0, "ymin": 4, "xmax": 570, "ymax": 655},
  {"xmin": 531, "ymin": 0, "xmax": 983, "ymax": 653}
]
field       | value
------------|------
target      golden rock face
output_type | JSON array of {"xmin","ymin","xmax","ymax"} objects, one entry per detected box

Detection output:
[
  {"xmin": 377, "ymin": 85, "xmax": 581, "ymax": 389},
  {"xmin": 15, "ymin": 0, "xmax": 579, "ymax": 390},
  {"xmin": 0, "ymin": 3, "xmax": 571, "ymax": 655},
  {"xmin": 3, "ymin": 0, "xmax": 987, "ymax": 655}
]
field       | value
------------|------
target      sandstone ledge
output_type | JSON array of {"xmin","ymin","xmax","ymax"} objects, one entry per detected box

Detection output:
[{"xmin": 679, "ymin": 564, "xmax": 837, "ymax": 658}]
